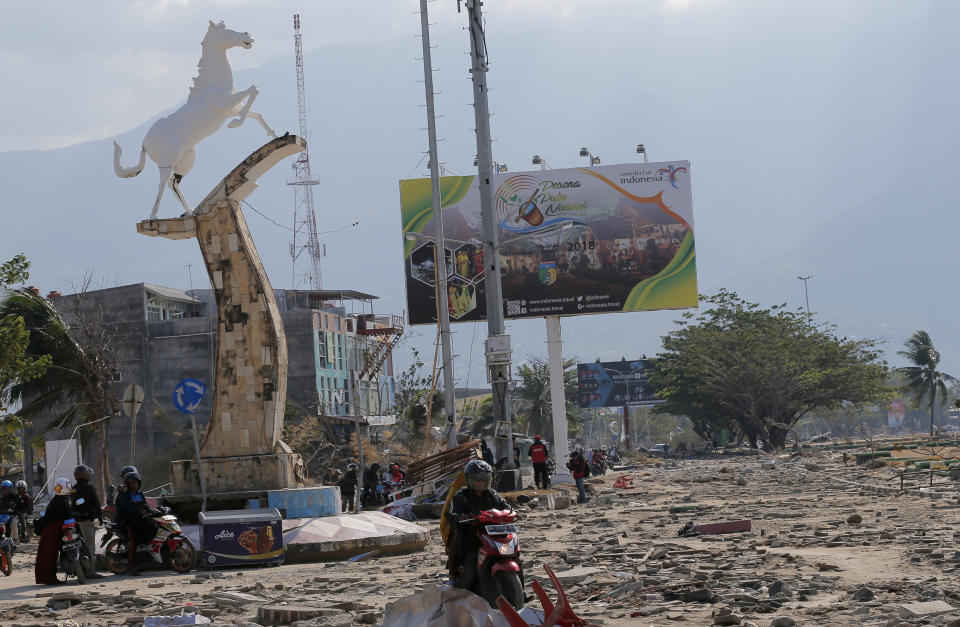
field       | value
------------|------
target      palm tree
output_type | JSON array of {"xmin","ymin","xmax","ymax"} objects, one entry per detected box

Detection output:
[
  {"xmin": 514, "ymin": 360, "xmax": 552, "ymax": 437},
  {"xmin": 897, "ymin": 330, "xmax": 956, "ymax": 436},
  {"xmin": 513, "ymin": 358, "xmax": 581, "ymax": 439}
]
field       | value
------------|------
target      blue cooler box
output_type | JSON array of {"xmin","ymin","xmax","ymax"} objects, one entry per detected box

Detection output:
[{"xmin": 198, "ymin": 508, "xmax": 284, "ymax": 568}]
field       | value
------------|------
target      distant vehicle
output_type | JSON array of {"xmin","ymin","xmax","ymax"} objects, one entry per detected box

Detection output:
[{"xmin": 650, "ymin": 443, "xmax": 670, "ymax": 456}]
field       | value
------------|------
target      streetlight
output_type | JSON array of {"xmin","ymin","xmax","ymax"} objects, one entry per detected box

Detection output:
[
  {"xmin": 636, "ymin": 144, "xmax": 648, "ymax": 163},
  {"xmin": 532, "ymin": 155, "xmax": 551, "ymax": 171},
  {"xmin": 473, "ymin": 157, "xmax": 508, "ymax": 172},
  {"xmin": 579, "ymin": 147, "xmax": 600, "ymax": 167},
  {"xmin": 797, "ymin": 275, "xmax": 813, "ymax": 314}
]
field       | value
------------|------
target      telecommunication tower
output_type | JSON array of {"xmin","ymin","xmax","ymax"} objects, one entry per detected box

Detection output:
[{"xmin": 289, "ymin": 13, "xmax": 324, "ymax": 290}]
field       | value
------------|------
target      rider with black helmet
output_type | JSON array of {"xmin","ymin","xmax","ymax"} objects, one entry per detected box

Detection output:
[
  {"xmin": 72, "ymin": 465, "xmax": 102, "ymax": 577},
  {"xmin": 445, "ymin": 459, "xmax": 514, "ymax": 585},
  {"xmin": 115, "ymin": 471, "xmax": 161, "ymax": 563}
]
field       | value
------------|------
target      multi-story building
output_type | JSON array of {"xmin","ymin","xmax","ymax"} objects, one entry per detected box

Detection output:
[{"xmin": 22, "ymin": 283, "xmax": 400, "ymax": 486}]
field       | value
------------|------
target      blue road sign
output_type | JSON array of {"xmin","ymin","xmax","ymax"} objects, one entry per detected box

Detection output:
[{"xmin": 173, "ymin": 378, "xmax": 207, "ymax": 414}]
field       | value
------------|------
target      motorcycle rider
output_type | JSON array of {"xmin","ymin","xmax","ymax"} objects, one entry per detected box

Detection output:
[
  {"xmin": 0, "ymin": 479, "xmax": 19, "ymax": 545},
  {"xmin": 14, "ymin": 480, "xmax": 33, "ymax": 542},
  {"xmin": 111, "ymin": 466, "xmax": 138, "ymax": 520},
  {"xmin": 71, "ymin": 465, "xmax": 102, "ymax": 577},
  {"xmin": 115, "ymin": 471, "xmax": 161, "ymax": 564},
  {"xmin": 34, "ymin": 477, "xmax": 72, "ymax": 585},
  {"xmin": 362, "ymin": 462, "xmax": 381, "ymax": 506},
  {"xmin": 528, "ymin": 435, "xmax": 550, "ymax": 490},
  {"xmin": 445, "ymin": 459, "xmax": 514, "ymax": 588}
]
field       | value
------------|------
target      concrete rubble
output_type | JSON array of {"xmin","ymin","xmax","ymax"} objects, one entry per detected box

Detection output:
[{"xmin": 4, "ymin": 443, "xmax": 960, "ymax": 624}]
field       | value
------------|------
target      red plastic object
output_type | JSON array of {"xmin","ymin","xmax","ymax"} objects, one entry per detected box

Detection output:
[
  {"xmin": 496, "ymin": 564, "xmax": 596, "ymax": 627},
  {"xmin": 612, "ymin": 475, "xmax": 635, "ymax": 489}
]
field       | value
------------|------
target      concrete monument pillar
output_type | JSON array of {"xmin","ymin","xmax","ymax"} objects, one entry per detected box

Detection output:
[{"xmin": 138, "ymin": 135, "xmax": 307, "ymax": 496}]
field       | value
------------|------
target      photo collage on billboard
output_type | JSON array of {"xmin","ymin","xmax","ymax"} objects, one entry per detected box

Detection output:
[{"xmin": 399, "ymin": 161, "xmax": 696, "ymax": 326}]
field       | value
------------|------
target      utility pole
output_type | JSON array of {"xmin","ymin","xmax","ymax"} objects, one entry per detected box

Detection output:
[
  {"xmin": 465, "ymin": 0, "xmax": 515, "ymax": 484},
  {"xmin": 797, "ymin": 275, "xmax": 812, "ymax": 314},
  {"xmin": 418, "ymin": 0, "xmax": 457, "ymax": 450}
]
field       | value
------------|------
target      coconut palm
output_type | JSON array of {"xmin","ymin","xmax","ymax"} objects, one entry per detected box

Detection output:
[
  {"xmin": 513, "ymin": 358, "xmax": 582, "ymax": 439},
  {"xmin": 897, "ymin": 330, "xmax": 956, "ymax": 436}
]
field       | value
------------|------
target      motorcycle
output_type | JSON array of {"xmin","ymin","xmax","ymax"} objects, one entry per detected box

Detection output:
[
  {"xmin": 456, "ymin": 508, "xmax": 524, "ymax": 610},
  {"xmin": 101, "ymin": 506, "xmax": 196, "ymax": 574},
  {"xmin": 589, "ymin": 454, "xmax": 607, "ymax": 476},
  {"xmin": 0, "ymin": 514, "xmax": 14, "ymax": 576},
  {"xmin": 59, "ymin": 518, "xmax": 91, "ymax": 584}
]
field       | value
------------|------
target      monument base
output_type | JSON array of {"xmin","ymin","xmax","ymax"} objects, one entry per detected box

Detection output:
[{"xmin": 171, "ymin": 452, "xmax": 305, "ymax": 496}]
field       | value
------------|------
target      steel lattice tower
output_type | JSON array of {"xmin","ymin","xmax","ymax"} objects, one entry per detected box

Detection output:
[{"xmin": 289, "ymin": 13, "xmax": 324, "ymax": 290}]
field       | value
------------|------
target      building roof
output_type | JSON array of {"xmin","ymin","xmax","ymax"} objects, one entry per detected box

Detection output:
[
  {"xmin": 143, "ymin": 283, "xmax": 203, "ymax": 303},
  {"xmin": 292, "ymin": 289, "xmax": 379, "ymax": 302}
]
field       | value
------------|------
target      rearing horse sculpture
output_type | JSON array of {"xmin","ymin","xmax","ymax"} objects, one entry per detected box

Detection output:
[{"xmin": 113, "ymin": 20, "xmax": 277, "ymax": 219}]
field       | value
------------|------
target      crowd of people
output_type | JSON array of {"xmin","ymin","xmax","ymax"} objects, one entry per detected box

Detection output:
[
  {"xmin": 14, "ymin": 463, "xmax": 172, "ymax": 585},
  {"xmin": 322, "ymin": 460, "xmax": 409, "ymax": 512}
]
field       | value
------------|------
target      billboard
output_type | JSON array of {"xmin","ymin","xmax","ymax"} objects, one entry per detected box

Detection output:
[
  {"xmin": 577, "ymin": 359, "xmax": 660, "ymax": 408},
  {"xmin": 400, "ymin": 161, "xmax": 696, "ymax": 325}
]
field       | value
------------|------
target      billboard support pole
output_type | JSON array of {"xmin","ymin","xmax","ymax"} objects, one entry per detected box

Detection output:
[
  {"xmin": 623, "ymin": 404, "xmax": 631, "ymax": 451},
  {"xmin": 546, "ymin": 316, "xmax": 572, "ymax": 484},
  {"xmin": 465, "ymin": 0, "xmax": 515, "ymax": 483},
  {"xmin": 419, "ymin": 0, "xmax": 457, "ymax": 450}
]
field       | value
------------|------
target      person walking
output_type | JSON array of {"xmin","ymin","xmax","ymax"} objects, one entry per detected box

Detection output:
[
  {"xmin": 567, "ymin": 450, "xmax": 588, "ymax": 504},
  {"xmin": 480, "ymin": 440, "xmax": 495, "ymax": 466},
  {"xmin": 339, "ymin": 463, "xmax": 358, "ymax": 513},
  {"xmin": 528, "ymin": 435, "xmax": 551, "ymax": 490}
]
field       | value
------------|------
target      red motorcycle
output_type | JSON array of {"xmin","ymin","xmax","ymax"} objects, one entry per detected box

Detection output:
[{"xmin": 458, "ymin": 509, "xmax": 524, "ymax": 610}]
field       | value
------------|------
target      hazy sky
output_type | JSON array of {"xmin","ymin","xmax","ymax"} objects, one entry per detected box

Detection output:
[{"xmin": 2, "ymin": 0, "xmax": 959, "ymax": 383}]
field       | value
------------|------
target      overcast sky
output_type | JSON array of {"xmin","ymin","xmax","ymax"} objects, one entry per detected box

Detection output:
[{"xmin": 2, "ymin": 0, "xmax": 959, "ymax": 381}]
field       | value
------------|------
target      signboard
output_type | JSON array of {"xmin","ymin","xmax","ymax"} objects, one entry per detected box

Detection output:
[
  {"xmin": 577, "ymin": 359, "xmax": 660, "ymax": 408},
  {"xmin": 400, "ymin": 161, "xmax": 696, "ymax": 325},
  {"xmin": 173, "ymin": 378, "xmax": 207, "ymax": 414},
  {"xmin": 122, "ymin": 384, "xmax": 144, "ymax": 419},
  {"xmin": 888, "ymin": 400, "xmax": 906, "ymax": 428}
]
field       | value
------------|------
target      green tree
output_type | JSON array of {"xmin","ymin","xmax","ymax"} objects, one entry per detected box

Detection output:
[
  {"xmin": 0, "ymin": 254, "xmax": 51, "ymax": 418},
  {"xmin": 391, "ymin": 346, "xmax": 444, "ymax": 450},
  {"xmin": 897, "ymin": 330, "xmax": 955, "ymax": 436},
  {"xmin": 650, "ymin": 290, "xmax": 890, "ymax": 451},
  {"xmin": 513, "ymin": 357, "xmax": 581, "ymax": 439}
]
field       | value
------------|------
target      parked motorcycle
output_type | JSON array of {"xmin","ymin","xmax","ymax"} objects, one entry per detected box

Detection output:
[
  {"xmin": 59, "ymin": 518, "xmax": 90, "ymax": 584},
  {"xmin": 0, "ymin": 514, "xmax": 14, "ymax": 575},
  {"xmin": 101, "ymin": 506, "xmax": 196, "ymax": 574},
  {"xmin": 456, "ymin": 508, "xmax": 524, "ymax": 610}
]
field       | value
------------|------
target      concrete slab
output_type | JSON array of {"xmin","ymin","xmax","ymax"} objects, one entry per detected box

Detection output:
[
  {"xmin": 280, "ymin": 511, "xmax": 429, "ymax": 563},
  {"xmin": 694, "ymin": 520, "xmax": 752, "ymax": 535},
  {"xmin": 899, "ymin": 600, "xmax": 955, "ymax": 619}
]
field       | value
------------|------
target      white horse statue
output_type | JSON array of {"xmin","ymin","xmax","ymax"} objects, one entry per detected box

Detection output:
[{"xmin": 114, "ymin": 20, "xmax": 278, "ymax": 219}]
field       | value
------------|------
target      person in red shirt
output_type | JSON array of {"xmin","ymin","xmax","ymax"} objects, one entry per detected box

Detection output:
[
  {"xmin": 566, "ymin": 450, "xmax": 588, "ymax": 504},
  {"xmin": 528, "ymin": 435, "xmax": 550, "ymax": 490}
]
